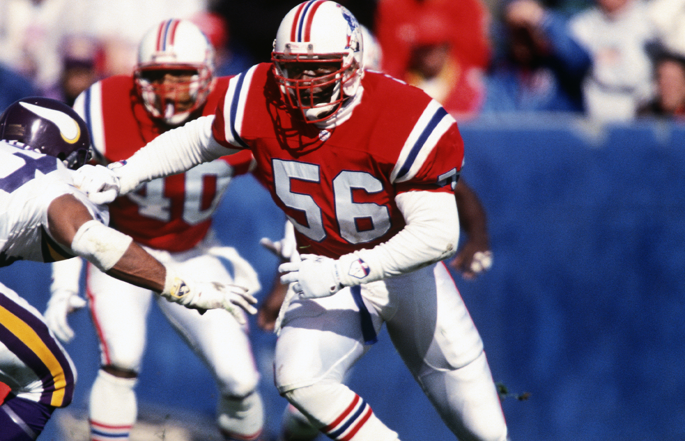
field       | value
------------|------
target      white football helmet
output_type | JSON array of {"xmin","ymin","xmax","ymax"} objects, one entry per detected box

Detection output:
[
  {"xmin": 361, "ymin": 25, "xmax": 382, "ymax": 71},
  {"xmin": 272, "ymin": 1, "xmax": 364, "ymax": 123},
  {"xmin": 134, "ymin": 19, "xmax": 215, "ymax": 126}
]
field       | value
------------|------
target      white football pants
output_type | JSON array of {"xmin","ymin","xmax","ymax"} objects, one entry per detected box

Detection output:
[
  {"xmin": 87, "ymin": 238, "xmax": 263, "ymax": 440},
  {"xmin": 274, "ymin": 262, "xmax": 508, "ymax": 441}
]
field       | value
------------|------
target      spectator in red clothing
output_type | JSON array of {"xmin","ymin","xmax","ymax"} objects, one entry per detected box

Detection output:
[{"xmin": 375, "ymin": 0, "xmax": 491, "ymax": 117}]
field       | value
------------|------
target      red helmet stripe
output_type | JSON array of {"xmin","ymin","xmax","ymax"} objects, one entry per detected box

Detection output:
[
  {"xmin": 155, "ymin": 20, "xmax": 167, "ymax": 51},
  {"xmin": 157, "ymin": 19, "xmax": 180, "ymax": 51},
  {"xmin": 303, "ymin": 1, "xmax": 325, "ymax": 42},
  {"xmin": 168, "ymin": 19, "xmax": 180, "ymax": 47},
  {"xmin": 290, "ymin": 2, "xmax": 307, "ymax": 42}
]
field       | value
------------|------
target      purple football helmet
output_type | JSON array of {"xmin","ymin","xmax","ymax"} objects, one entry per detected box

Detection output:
[{"xmin": 0, "ymin": 97, "xmax": 91, "ymax": 170}]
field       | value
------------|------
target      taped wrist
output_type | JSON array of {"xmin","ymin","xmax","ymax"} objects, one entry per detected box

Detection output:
[
  {"xmin": 161, "ymin": 269, "xmax": 190, "ymax": 304},
  {"xmin": 107, "ymin": 161, "xmax": 136, "ymax": 196},
  {"xmin": 70, "ymin": 220, "xmax": 133, "ymax": 272}
]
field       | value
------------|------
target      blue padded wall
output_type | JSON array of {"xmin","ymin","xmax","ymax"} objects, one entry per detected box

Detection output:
[{"xmin": 2, "ymin": 117, "xmax": 684, "ymax": 440}]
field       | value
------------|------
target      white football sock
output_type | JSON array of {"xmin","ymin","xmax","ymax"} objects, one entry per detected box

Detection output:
[
  {"xmin": 284, "ymin": 383, "xmax": 399, "ymax": 441},
  {"xmin": 89, "ymin": 369, "xmax": 138, "ymax": 441},
  {"xmin": 217, "ymin": 391, "xmax": 264, "ymax": 440}
]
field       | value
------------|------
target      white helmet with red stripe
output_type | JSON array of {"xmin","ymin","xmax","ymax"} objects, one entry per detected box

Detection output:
[
  {"xmin": 134, "ymin": 19, "xmax": 215, "ymax": 126},
  {"xmin": 272, "ymin": 1, "xmax": 364, "ymax": 123}
]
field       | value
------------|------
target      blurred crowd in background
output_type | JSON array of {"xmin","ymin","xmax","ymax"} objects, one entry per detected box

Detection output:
[{"xmin": 2, "ymin": 0, "xmax": 685, "ymax": 123}]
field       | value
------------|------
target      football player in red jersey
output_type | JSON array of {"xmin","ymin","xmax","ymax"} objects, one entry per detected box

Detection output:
[
  {"xmin": 74, "ymin": 3, "xmax": 509, "ymax": 440},
  {"xmin": 257, "ymin": 24, "xmax": 495, "ymax": 441},
  {"xmin": 44, "ymin": 20, "xmax": 265, "ymax": 441}
]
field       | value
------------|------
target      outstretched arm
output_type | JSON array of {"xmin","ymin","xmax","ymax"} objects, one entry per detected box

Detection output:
[
  {"xmin": 74, "ymin": 116, "xmax": 241, "ymax": 204},
  {"xmin": 46, "ymin": 194, "xmax": 257, "ymax": 322},
  {"xmin": 47, "ymin": 193, "xmax": 164, "ymax": 291}
]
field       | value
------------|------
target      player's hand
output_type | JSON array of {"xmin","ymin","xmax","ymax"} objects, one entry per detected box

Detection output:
[
  {"xmin": 279, "ymin": 254, "xmax": 342, "ymax": 299},
  {"xmin": 260, "ymin": 220, "xmax": 297, "ymax": 262},
  {"xmin": 162, "ymin": 277, "xmax": 258, "ymax": 325},
  {"xmin": 44, "ymin": 290, "xmax": 87, "ymax": 343},
  {"xmin": 73, "ymin": 164, "xmax": 121, "ymax": 205},
  {"xmin": 450, "ymin": 242, "xmax": 493, "ymax": 280}
]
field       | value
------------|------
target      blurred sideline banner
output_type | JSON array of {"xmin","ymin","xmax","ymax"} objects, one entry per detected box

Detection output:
[{"xmin": 2, "ymin": 116, "xmax": 684, "ymax": 440}]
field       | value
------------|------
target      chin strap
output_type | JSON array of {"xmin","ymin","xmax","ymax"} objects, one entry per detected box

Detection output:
[{"xmin": 313, "ymin": 85, "xmax": 364, "ymax": 129}]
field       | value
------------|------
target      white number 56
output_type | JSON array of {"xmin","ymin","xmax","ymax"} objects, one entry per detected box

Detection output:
[{"xmin": 273, "ymin": 159, "xmax": 391, "ymax": 244}]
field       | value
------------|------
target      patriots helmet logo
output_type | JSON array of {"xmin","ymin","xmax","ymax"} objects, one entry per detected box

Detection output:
[{"xmin": 341, "ymin": 9, "xmax": 360, "ymax": 52}]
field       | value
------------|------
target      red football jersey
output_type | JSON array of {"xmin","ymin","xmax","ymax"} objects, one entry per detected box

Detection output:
[
  {"xmin": 74, "ymin": 75, "xmax": 255, "ymax": 252},
  {"xmin": 212, "ymin": 63, "xmax": 463, "ymax": 258}
]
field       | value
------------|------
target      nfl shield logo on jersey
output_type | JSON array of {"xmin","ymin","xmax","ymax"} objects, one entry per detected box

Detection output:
[{"xmin": 318, "ymin": 130, "xmax": 331, "ymax": 142}]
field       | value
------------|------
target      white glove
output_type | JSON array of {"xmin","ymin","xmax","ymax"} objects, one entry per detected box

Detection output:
[
  {"xmin": 279, "ymin": 254, "xmax": 342, "ymax": 299},
  {"xmin": 44, "ymin": 290, "xmax": 87, "ymax": 343},
  {"xmin": 72, "ymin": 163, "xmax": 121, "ymax": 205},
  {"xmin": 162, "ymin": 275, "xmax": 258, "ymax": 325},
  {"xmin": 260, "ymin": 220, "xmax": 297, "ymax": 262}
]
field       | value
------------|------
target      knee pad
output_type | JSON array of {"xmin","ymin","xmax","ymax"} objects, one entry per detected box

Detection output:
[
  {"xmin": 283, "ymin": 382, "xmax": 349, "ymax": 427},
  {"xmin": 215, "ymin": 367, "xmax": 260, "ymax": 400},
  {"xmin": 217, "ymin": 391, "xmax": 264, "ymax": 441},
  {"xmin": 103, "ymin": 349, "xmax": 145, "ymax": 373}
]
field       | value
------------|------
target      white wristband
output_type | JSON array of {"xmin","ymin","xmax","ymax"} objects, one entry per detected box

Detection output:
[
  {"xmin": 335, "ymin": 252, "xmax": 381, "ymax": 287},
  {"xmin": 70, "ymin": 220, "xmax": 133, "ymax": 272}
]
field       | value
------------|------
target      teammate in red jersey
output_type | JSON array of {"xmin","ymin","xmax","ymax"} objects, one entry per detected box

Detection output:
[
  {"xmin": 74, "ymin": 2, "xmax": 509, "ymax": 440},
  {"xmin": 0, "ymin": 97, "xmax": 255, "ymax": 441},
  {"xmin": 44, "ymin": 20, "xmax": 265, "ymax": 441}
]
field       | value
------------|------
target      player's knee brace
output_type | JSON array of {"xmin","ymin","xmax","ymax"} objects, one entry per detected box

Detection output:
[
  {"xmin": 217, "ymin": 390, "xmax": 264, "ymax": 441},
  {"xmin": 0, "ymin": 397, "xmax": 53, "ymax": 441}
]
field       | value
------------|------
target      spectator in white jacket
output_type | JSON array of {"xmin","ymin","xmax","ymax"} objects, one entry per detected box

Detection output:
[{"xmin": 569, "ymin": 0, "xmax": 658, "ymax": 121}]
